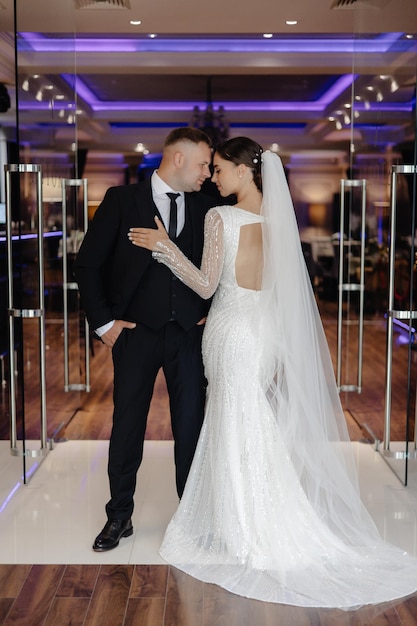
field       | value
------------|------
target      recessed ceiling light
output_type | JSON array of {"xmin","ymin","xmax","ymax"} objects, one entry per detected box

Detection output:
[
  {"xmin": 148, "ymin": 33, "xmax": 157, "ymax": 38},
  {"xmin": 263, "ymin": 33, "xmax": 273, "ymax": 39},
  {"xmin": 286, "ymin": 20, "xmax": 298, "ymax": 25},
  {"xmin": 130, "ymin": 20, "xmax": 142, "ymax": 25}
]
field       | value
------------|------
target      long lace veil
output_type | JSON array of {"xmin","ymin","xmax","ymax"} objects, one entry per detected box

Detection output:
[{"xmin": 259, "ymin": 151, "xmax": 381, "ymax": 544}]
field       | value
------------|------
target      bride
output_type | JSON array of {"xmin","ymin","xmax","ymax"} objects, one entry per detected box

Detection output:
[{"xmin": 128, "ymin": 137, "xmax": 417, "ymax": 609}]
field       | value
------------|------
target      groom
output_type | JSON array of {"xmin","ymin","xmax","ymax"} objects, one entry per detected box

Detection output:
[{"xmin": 74, "ymin": 127, "xmax": 215, "ymax": 551}]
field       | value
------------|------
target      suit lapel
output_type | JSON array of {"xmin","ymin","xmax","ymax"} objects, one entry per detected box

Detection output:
[
  {"xmin": 122, "ymin": 182, "xmax": 158, "ymax": 273},
  {"xmin": 132, "ymin": 181, "xmax": 162, "ymax": 226}
]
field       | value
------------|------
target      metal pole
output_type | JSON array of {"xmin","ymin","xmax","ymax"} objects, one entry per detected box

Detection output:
[
  {"xmin": 62, "ymin": 178, "xmax": 90, "ymax": 392},
  {"xmin": 357, "ymin": 180, "xmax": 367, "ymax": 392},
  {"xmin": 5, "ymin": 165, "xmax": 17, "ymax": 450},
  {"xmin": 336, "ymin": 181, "xmax": 345, "ymax": 389},
  {"xmin": 336, "ymin": 179, "xmax": 366, "ymax": 393},
  {"xmin": 384, "ymin": 164, "xmax": 417, "ymax": 459},
  {"xmin": 5, "ymin": 164, "xmax": 48, "ymax": 457}
]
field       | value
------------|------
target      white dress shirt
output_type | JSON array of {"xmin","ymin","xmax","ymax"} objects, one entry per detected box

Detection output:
[{"xmin": 151, "ymin": 170, "xmax": 185, "ymax": 236}]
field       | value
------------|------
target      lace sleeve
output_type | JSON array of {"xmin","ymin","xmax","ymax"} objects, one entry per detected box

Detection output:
[{"xmin": 152, "ymin": 208, "xmax": 224, "ymax": 299}]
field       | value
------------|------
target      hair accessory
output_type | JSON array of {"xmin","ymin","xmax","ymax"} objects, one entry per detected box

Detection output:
[{"xmin": 253, "ymin": 148, "xmax": 263, "ymax": 165}]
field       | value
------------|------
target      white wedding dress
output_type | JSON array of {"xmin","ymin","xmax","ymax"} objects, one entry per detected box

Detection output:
[{"xmin": 153, "ymin": 154, "xmax": 417, "ymax": 609}]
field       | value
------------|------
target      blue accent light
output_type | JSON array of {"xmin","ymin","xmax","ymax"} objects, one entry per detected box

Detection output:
[
  {"xmin": 56, "ymin": 73, "xmax": 356, "ymax": 114},
  {"xmin": 18, "ymin": 32, "xmax": 407, "ymax": 54}
]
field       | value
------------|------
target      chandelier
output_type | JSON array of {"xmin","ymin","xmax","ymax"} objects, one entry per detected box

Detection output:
[{"xmin": 190, "ymin": 78, "xmax": 229, "ymax": 148}]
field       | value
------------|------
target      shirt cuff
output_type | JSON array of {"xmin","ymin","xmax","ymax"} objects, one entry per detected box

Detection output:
[{"xmin": 95, "ymin": 320, "xmax": 115, "ymax": 337}]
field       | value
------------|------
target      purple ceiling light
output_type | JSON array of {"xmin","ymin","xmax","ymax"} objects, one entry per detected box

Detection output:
[
  {"xmin": 61, "ymin": 73, "xmax": 356, "ymax": 114},
  {"xmin": 18, "ymin": 32, "xmax": 407, "ymax": 55}
]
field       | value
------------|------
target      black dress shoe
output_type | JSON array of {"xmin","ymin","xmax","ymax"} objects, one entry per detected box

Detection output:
[{"xmin": 92, "ymin": 518, "xmax": 133, "ymax": 552}]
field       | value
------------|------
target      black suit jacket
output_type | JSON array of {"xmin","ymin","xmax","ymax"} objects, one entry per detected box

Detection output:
[{"xmin": 74, "ymin": 179, "xmax": 214, "ymax": 332}]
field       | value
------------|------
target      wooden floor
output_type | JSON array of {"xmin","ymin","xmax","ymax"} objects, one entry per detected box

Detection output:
[
  {"xmin": 1, "ymin": 563, "xmax": 417, "ymax": 626},
  {"xmin": 1, "ymin": 302, "xmax": 417, "ymax": 625}
]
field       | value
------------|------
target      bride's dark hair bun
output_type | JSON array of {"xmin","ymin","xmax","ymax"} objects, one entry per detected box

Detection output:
[{"xmin": 216, "ymin": 137, "xmax": 263, "ymax": 192}]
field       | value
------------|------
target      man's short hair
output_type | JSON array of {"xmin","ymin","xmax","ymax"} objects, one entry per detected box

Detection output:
[{"xmin": 164, "ymin": 127, "xmax": 212, "ymax": 149}]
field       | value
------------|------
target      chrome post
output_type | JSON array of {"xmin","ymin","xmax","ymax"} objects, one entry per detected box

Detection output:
[
  {"xmin": 336, "ymin": 179, "xmax": 366, "ymax": 393},
  {"xmin": 336, "ymin": 182, "xmax": 345, "ymax": 389},
  {"xmin": 62, "ymin": 178, "xmax": 90, "ymax": 392},
  {"xmin": 5, "ymin": 164, "xmax": 48, "ymax": 458},
  {"xmin": 384, "ymin": 169, "xmax": 397, "ymax": 452},
  {"xmin": 384, "ymin": 164, "xmax": 417, "ymax": 459},
  {"xmin": 357, "ymin": 180, "xmax": 367, "ymax": 392}
]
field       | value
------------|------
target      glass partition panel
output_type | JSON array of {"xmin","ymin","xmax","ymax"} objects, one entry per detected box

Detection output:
[
  {"xmin": 347, "ymin": 9, "xmax": 417, "ymax": 484},
  {"xmin": 6, "ymin": 1, "xmax": 83, "ymax": 483},
  {"xmin": 2, "ymin": 0, "xmax": 416, "ymax": 490}
]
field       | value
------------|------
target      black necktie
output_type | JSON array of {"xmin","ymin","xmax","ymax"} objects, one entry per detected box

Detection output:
[{"xmin": 167, "ymin": 192, "xmax": 180, "ymax": 239}]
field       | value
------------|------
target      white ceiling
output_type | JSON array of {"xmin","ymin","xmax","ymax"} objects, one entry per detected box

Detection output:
[
  {"xmin": 2, "ymin": 0, "xmax": 416, "ymax": 36},
  {"xmin": 0, "ymin": 0, "xmax": 416, "ymax": 159}
]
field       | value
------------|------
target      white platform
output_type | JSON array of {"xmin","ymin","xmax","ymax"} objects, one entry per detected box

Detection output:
[{"xmin": 0, "ymin": 440, "xmax": 416, "ymax": 564}]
